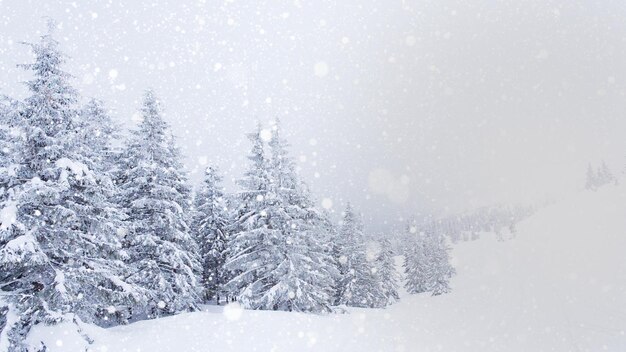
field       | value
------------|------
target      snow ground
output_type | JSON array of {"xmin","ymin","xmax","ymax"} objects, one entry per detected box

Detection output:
[{"xmin": 27, "ymin": 186, "xmax": 626, "ymax": 351}]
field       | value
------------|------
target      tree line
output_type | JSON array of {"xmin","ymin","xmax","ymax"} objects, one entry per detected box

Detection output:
[{"xmin": 0, "ymin": 27, "xmax": 454, "ymax": 350}]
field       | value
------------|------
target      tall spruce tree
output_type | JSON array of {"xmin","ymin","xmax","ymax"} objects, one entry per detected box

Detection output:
[
  {"xmin": 225, "ymin": 122, "xmax": 337, "ymax": 312},
  {"xmin": 404, "ymin": 230, "xmax": 455, "ymax": 296},
  {"xmin": 404, "ymin": 232, "xmax": 430, "ymax": 294},
  {"xmin": 116, "ymin": 90, "xmax": 201, "ymax": 318},
  {"xmin": 192, "ymin": 166, "xmax": 230, "ymax": 304},
  {"xmin": 77, "ymin": 99, "xmax": 120, "ymax": 173},
  {"xmin": 223, "ymin": 124, "xmax": 273, "ymax": 307},
  {"xmin": 336, "ymin": 203, "xmax": 384, "ymax": 308},
  {"xmin": 263, "ymin": 121, "xmax": 336, "ymax": 312},
  {"xmin": 376, "ymin": 237, "xmax": 400, "ymax": 306},
  {"xmin": 0, "ymin": 25, "xmax": 138, "ymax": 350}
]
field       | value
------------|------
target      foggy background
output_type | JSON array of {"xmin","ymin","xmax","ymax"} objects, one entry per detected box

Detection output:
[{"xmin": 1, "ymin": 0, "xmax": 625, "ymax": 233}]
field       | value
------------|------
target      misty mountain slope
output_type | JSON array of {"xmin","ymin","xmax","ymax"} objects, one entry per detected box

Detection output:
[{"xmin": 26, "ymin": 186, "xmax": 626, "ymax": 351}]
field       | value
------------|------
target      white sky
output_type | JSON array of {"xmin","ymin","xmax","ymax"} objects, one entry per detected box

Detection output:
[{"xmin": 1, "ymin": 0, "xmax": 626, "ymax": 232}]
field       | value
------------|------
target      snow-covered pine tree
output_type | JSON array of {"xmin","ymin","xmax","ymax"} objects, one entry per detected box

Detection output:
[
  {"xmin": 0, "ymin": 25, "xmax": 139, "ymax": 350},
  {"xmin": 424, "ymin": 231, "xmax": 456, "ymax": 295},
  {"xmin": 223, "ymin": 124, "xmax": 274, "ymax": 307},
  {"xmin": 261, "ymin": 120, "xmax": 337, "ymax": 312},
  {"xmin": 403, "ymin": 232, "xmax": 430, "ymax": 294},
  {"xmin": 192, "ymin": 166, "xmax": 230, "ymax": 304},
  {"xmin": 226, "ymin": 122, "xmax": 337, "ymax": 313},
  {"xmin": 597, "ymin": 160, "xmax": 615, "ymax": 187},
  {"xmin": 376, "ymin": 237, "xmax": 400, "ymax": 306},
  {"xmin": 77, "ymin": 98, "xmax": 121, "ymax": 173},
  {"xmin": 336, "ymin": 203, "xmax": 385, "ymax": 308},
  {"xmin": 404, "ymin": 230, "xmax": 455, "ymax": 296},
  {"xmin": 116, "ymin": 90, "xmax": 201, "ymax": 318}
]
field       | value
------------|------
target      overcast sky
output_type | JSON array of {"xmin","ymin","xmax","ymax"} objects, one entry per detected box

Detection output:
[{"xmin": 1, "ymin": 0, "xmax": 626, "ymax": 232}]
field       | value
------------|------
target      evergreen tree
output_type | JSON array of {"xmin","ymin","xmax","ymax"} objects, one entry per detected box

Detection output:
[
  {"xmin": 0, "ymin": 25, "xmax": 138, "ymax": 350},
  {"xmin": 403, "ymin": 232, "xmax": 430, "ymax": 294},
  {"xmin": 116, "ymin": 90, "xmax": 201, "ymax": 318},
  {"xmin": 77, "ymin": 99, "xmax": 121, "ymax": 173},
  {"xmin": 225, "ymin": 122, "xmax": 336, "ymax": 313},
  {"xmin": 223, "ymin": 124, "xmax": 272, "ymax": 307},
  {"xmin": 597, "ymin": 160, "xmax": 615, "ymax": 186},
  {"xmin": 426, "ymin": 231, "xmax": 456, "ymax": 296},
  {"xmin": 376, "ymin": 237, "xmax": 400, "ymax": 306},
  {"xmin": 192, "ymin": 166, "xmax": 230, "ymax": 304},
  {"xmin": 404, "ymin": 230, "xmax": 455, "ymax": 296},
  {"xmin": 336, "ymin": 203, "xmax": 384, "ymax": 308},
  {"xmin": 264, "ymin": 121, "xmax": 337, "ymax": 312}
]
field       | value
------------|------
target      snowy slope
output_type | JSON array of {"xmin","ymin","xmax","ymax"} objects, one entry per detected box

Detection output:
[{"xmin": 27, "ymin": 186, "xmax": 626, "ymax": 351}]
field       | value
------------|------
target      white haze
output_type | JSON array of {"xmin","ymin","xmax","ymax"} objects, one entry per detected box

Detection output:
[{"xmin": 1, "ymin": 0, "xmax": 625, "ymax": 232}]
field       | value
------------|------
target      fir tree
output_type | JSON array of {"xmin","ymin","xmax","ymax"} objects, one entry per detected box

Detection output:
[
  {"xmin": 263, "ymin": 121, "xmax": 337, "ymax": 312},
  {"xmin": 192, "ymin": 166, "xmax": 230, "ymax": 304},
  {"xmin": 403, "ymin": 232, "xmax": 430, "ymax": 294},
  {"xmin": 226, "ymin": 122, "xmax": 337, "ymax": 313},
  {"xmin": 597, "ymin": 160, "xmax": 615, "ymax": 186},
  {"xmin": 336, "ymin": 203, "xmax": 384, "ymax": 308},
  {"xmin": 376, "ymin": 237, "xmax": 400, "ymax": 306},
  {"xmin": 116, "ymin": 90, "xmax": 201, "ymax": 318},
  {"xmin": 223, "ymin": 124, "xmax": 272, "ymax": 306},
  {"xmin": 0, "ymin": 25, "xmax": 138, "ymax": 350},
  {"xmin": 404, "ymin": 230, "xmax": 455, "ymax": 296},
  {"xmin": 77, "ymin": 99, "xmax": 121, "ymax": 173},
  {"xmin": 427, "ymin": 231, "xmax": 456, "ymax": 296}
]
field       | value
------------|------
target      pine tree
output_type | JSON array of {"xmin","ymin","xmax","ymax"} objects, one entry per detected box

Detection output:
[
  {"xmin": 77, "ymin": 99, "xmax": 121, "ymax": 173},
  {"xmin": 225, "ymin": 122, "xmax": 337, "ymax": 313},
  {"xmin": 263, "ymin": 121, "xmax": 337, "ymax": 312},
  {"xmin": 426, "ymin": 232, "xmax": 456, "ymax": 296},
  {"xmin": 116, "ymin": 90, "xmax": 201, "ymax": 318},
  {"xmin": 192, "ymin": 166, "xmax": 230, "ymax": 304},
  {"xmin": 597, "ymin": 160, "xmax": 615, "ymax": 187},
  {"xmin": 376, "ymin": 237, "xmax": 400, "ymax": 306},
  {"xmin": 0, "ymin": 25, "xmax": 139, "ymax": 350},
  {"xmin": 404, "ymin": 230, "xmax": 455, "ymax": 296},
  {"xmin": 223, "ymin": 124, "xmax": 272, "ymax": 306},
  {"xmin": 404, "ymin": 232, "xmax": 430, "ymax": 294},
  {"xmin": 336, "ymin": 203, "xmax": 384, "ymax": 308}
]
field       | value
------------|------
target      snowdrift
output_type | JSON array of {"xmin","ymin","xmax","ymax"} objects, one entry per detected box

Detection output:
[{"xmin": 27, "ymin": 186, "xmax": 626, "ymax": 351}]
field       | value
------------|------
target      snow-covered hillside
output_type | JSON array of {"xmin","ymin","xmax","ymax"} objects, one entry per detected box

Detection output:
[{"xmin": 27, "ymin": 186, "xmax": 626, "ymax": 351}]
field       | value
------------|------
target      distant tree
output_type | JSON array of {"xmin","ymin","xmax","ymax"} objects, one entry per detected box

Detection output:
[
  {"xmin": 404, "ymin": 232, "xmax": 430, "ymax": 294},
  {"xmin": 376, "ymin": 237, "xmax": 400, "ymax": 306},
  {"xmin": 404, "ymin": 230, "xmax": 455, "ymax": 296},
  {"xmin": 586, "ymin": 161, "xmax": 617, "ymax": 191},
  {"xmin": 192, "ymin": 166, "xmax": 230, "ymax": 304},
  {"xmin": 336, "ymin": 203, "xmax": 385, "ymax": 308},
  {"xmin": 426, "ymin": 232, "xmax": 456, "ymax": 295},
  {"xmin": 116, "ymin": 90, "xmax": 201, "ymax": 318},
  {"xmin": 597, "ymin": 160, "xmax": 615, "ymax": 186}
]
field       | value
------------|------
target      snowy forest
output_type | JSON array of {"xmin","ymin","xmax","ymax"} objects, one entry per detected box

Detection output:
[
  {"xmin": 0, "ymin": 26, "xmax": 456, "ymax": 350},
  {"xmin": 2, "ymin": 1, "xmax": 626, "ymax": 351}
]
